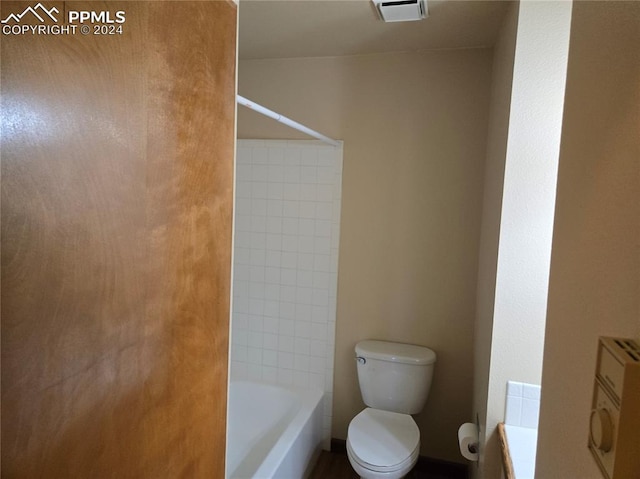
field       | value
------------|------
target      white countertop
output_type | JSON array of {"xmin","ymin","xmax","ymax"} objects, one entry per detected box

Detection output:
[{"xmin": 504, "ymin": 425, "xmax": 538, "ymax": 479}]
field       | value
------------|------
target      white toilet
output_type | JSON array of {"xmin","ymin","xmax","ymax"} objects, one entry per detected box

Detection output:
[{"xmin": 346, "ymin": 340, "xmax": 437, "ymax": 479}]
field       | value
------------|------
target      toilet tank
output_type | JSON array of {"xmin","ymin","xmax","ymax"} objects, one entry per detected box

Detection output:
[{"xmin": 355, "ymin": 340, "xmax": 436, "ymax": 415}]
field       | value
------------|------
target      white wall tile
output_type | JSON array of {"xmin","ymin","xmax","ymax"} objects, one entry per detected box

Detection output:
[
  {"xmin": 283, "ymin": 184, "xmax": 300, "ymax": 201},
  {"xmin": 293, "ymin": 371, "xmax": 309, "ymax": 386},
  {"xmin": 252, "ymin": 182, "xmax": 268, "ymax": 199},
  {"xmin": 312, "ymin": 306, "xmax": 328, "ymax": 322},
  {"xmin": 294, "ymin": 354, "xmax": 310, "ymax": 372},
  {"xmin": 317, "ymin": 185, "xmax": 332, "ymax": 202},
  {"xmin": 282, "ymin": 201, "xmax": 300, "ymax": 217},
  {"xmin": 248, "ymin": 331, "xmax": 263, "ymax": 349},
  {"xmin": 268, "ymin": 147, "xmax": 284, "ymax": 165},
  {"xmin": 252, "ymin": 147, "xmax": 268, "ymax": 164},
  {"xmin": 266, "ymin": 217, "xmax": 282, "ymax": 234},
  {"xmin": 265, "ymin": 267, "xmax": 280, "ymax": 284},
  {"xmin": 265, "ymin": 250, "xmax": 281, "ymax": 266},
  {"xmin": 521, "ymin": 398, "xmax": 540, "ymax": 429},
  {"xmin": 268, "ymin": 165, "xmax": 284, "ymax": 182},
  {"xmin": 247, "ymin": 347, "xmax": 262, "ymax": 365},
  {"xmin": 278, "ymin": 351, "xmax": 294, "ymax": 369},
  {"xmin": 311, "ymin": 324, "xmax": 328, "ymax": 341},
  {"xmin": 295, "ymin": 321, "xmax": 312, "ymax": 339},
  {"xmin": 294, "ymin": 338, "xmax": 310, "ymax": 355},
  {"xmin": 301, "ymin": 167, "xmax": 317, "ymax": 183},
  {"xmin": 236, "ymin": 148, "xmax": 252, "ymax": 165},
  {"xmin": 282, "ymin": 235, "xmax": 298, "ymax": 252},
  {"xmin": 280, "ymin": 286, "xmax": 296, "ymax": 302},
  {"xmin": 317, "ymin": 166, "xmax": 334, "ymax": 184},
  {"xmin": 267, "ymin": 183, "xmax": 284, "ymax": 200},
  {"xmin": 300, "ymin": 148, "xmax": 318, "ymax": 166},
  {"xmin": 297, "ymin": 270, "xmax": 313, "ymax": 288},
  {"xmin": 299, "ymin": 219, "xmax": 315, "ymax": 236},
  {"xmin": 280, "ymin": 302, "xmax": 295, "ymax": 320},
  {"xmin": 298, "ymin": 236, "xmax": 315, "ymax": 253},
  {"xmin": 282, "ymin": 218, "xmax": 299, "ymax": 235},
  {"xmin": 252, "ymin": 164, "xmax": 268, "ymax": 181},
  {"xmin": 247, "ymin": 313, "xmax": 263, "ymax": 331},
  {"xmin": 231, "ymin": 361, "xmax": 248, "ymax": 380},
  {"xmin": 277, "ymin": 368, "xmax": 293, "ymax": 386},
  {"xmin": 309, "ymin": 356, "xmax": 325, "ymax": 374},
  {"xmin": 298, "ymin": 253, "xmax": 314, "ymax": 271},
  {"xmin": 264, "ymin": 284, "xmax": 280, "ymax": 301},
  {"xmin": 250, "ymin": 232, "xmax": 266, "ymax": 249},
  {"xmin": 523, "ymin": 383, "xmax": 541, "ymax": 400},
  {"xmin": 314, "ymin": 255, "xmax": 331, "ymax": 272},
  {"xmin": 284, "ymin": 147, "xmax": 301, "ymax": 166},
  {"xmin": 281, "ymin": 268, "xmax": 297, "ymax": 286},
  {"xmin": 505, "ymin": 380, "xmax": 541, "ymax": 429},
  {"xmin": 263, "ymin": 366, "xmax": 278, "ymax": 383},
  {"xmin": 263, "ymin": 317, "xmax": 279, "ymax": 333},
  {"xmin": 296, "ymin": 287, "xmax": 313, "ymax": 304},
  {"xmin": 279, "ymin": 335, "xmax": 294, "ymax": 352},
  {"xmin": 232, "ymin": 141, "xmax": 343, "ymax": 447},
  {"xmin": 284, "ymin": 166, "xmax": 301, "ymax": 183},
  {"xmin": 300, "ymin": 184, "xmax": 317, "ymax": 201},
  {"xmin": 311, "ymin": 339, "xmax": 327, "ymax": 357},
  {"xmin": 505, "ymin": 395, "xmax": 522, "ymax": 425},
  {"xmin": 295, "ymin": 304, "xmax": 311, "ymax": 322},
  {"xmin": 264, "ymin": 300, "xmax": 279, "ymax": 318},
  {"xmin": 236, "ymin": 181, "xmax": 251, "ymax": 198},
  {"xmin": 236, "ymin": 215, "xmax": 251, "ymax": 232},
  {"xmin": 315, "ymin": 220, "xmax": 331, "ymax": 237},
  {"xmin": 249, "ymin": 282, "xmax": 265, "ymax": 299},
  {"xmin": 299, "ymin": 201, "xmax": 316, "ymax": 218},
  {"xmin": 232, "ymin": 330, "xmax": 247, "ymax": 346},
  {"xmin": 507, "ymin": 380, "xmax": 523, "ymax": 397},
  {"xmin": 247, "ymin": 368, "xmax": 262, "ymax": 382},
  {"xmin": 312, "ymin": 289, "xmax": 329, "ymax": 307}
]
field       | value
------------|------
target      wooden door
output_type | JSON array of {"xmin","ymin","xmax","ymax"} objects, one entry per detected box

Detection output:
[{"xmin": 1, "ymin": 1, "xmax": 236, "ymax": 477}]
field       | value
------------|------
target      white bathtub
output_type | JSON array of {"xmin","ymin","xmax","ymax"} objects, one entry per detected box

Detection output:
[{"xmin": 226, "ymin": 380, "xmax": 324, "ymax": 479}]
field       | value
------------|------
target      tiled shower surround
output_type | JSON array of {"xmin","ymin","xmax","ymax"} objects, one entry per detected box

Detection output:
[
  {"xmin": 505, "ymin": 381, "xmax": 541, "ymax": 429},
  {"xmin": 231, "ymin": 140, "xmax": 343, "ymax": 446}
]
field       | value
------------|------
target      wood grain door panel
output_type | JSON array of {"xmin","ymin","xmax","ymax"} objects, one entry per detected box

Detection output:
[{"xmin": 1, "ymin": 2, "xmax": 236, "ymax": 477}]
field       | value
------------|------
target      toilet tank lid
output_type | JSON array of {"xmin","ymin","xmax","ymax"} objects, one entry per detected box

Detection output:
[{"xmin": 356, "ymin": 340, "xmax": 436, "ymax": 365}]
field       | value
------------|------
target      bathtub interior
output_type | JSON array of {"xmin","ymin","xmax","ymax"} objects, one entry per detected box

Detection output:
[{"xmin": 226, "ymin": 380, "xmax": 324, "ymax": 479}]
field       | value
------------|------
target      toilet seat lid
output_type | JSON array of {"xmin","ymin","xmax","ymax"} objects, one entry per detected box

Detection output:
[{"xmin": 348, "ymin": 408, "xmax": 420, "ymax": 469}]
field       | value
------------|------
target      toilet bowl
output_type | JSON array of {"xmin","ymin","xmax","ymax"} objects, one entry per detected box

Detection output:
[
  {"xmin": 346, "ymin": 408, "xmax": 420, "ymax": 479},
  {"xmin": 346, "ymin": 340, "xmax": 436, "ymax": 479}
]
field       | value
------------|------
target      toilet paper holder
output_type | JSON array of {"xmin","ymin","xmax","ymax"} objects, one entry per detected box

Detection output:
[{"xmin": 458, "ymin": 420, "xmax": 480, "ymax": 462}]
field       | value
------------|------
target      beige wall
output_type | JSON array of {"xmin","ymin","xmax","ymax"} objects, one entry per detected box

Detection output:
[
  {"xmin": 238, "ymin": 50, "xmax": 492, "ymax": 462},
  {"xmin": 471, "ymin": 2, "xmax": 518, "ymax": 477},
  {"xmin": 473, "ymin": 2, "xmax": 573, "ymax": 477},
  {"xmin": 536, "ymin": 2, "xmax": 640, "ymax": 477},
  {"xmin": 483, "ymin": 1, "xmax": 573, "ymax": 477}
]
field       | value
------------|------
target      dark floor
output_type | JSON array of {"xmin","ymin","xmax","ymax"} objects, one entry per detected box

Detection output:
[{"xmin": 309, "ymin": 448, "xmax": 468, "ymax": 479}]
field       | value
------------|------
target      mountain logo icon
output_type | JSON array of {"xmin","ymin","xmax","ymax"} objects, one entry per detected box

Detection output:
[{"xmin": 1, "ymin": 3, "xmax": 59, "ymax": 24}]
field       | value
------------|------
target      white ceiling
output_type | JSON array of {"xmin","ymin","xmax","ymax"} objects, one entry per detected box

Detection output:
[{"xmin": 238, "ymin": 0, "xmax": 512, "ymax": 60}]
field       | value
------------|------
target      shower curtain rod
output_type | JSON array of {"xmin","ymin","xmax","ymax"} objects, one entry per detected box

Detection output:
[{"xmin": 236, "ymin": 95, "xmax": 341, "ymax": 147}]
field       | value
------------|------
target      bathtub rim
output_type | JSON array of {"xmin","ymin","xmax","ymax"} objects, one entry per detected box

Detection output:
[{"xmin": 226, "ymin": 379, "xmax": 325, "ymax": 479}]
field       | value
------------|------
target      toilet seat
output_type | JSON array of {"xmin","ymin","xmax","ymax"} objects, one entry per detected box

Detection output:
[
  {"xmin": 347, "ymin": 408, "xmax": 420, "ymax": 473},
  {"xmin": 347, "ymin": 436, "xmax": 419, "ymax": 474}
]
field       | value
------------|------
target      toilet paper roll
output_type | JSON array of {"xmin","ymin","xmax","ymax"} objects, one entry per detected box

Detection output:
[{"xmin": 458, "ymin": 422, "xmax": 479, "ymax": 461}]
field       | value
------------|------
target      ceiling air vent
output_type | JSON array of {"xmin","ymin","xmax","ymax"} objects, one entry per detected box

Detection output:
[{"xmin": 372, "ymin": 0, "xmax": 428, "ymax": 23}]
